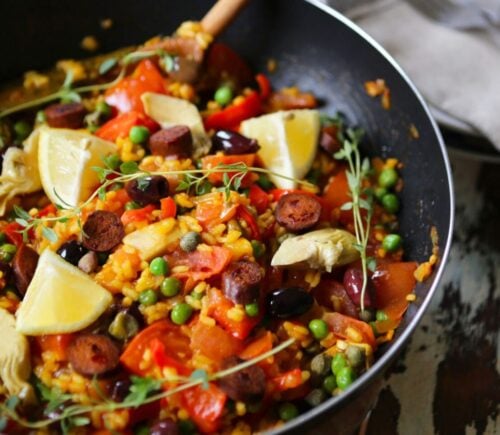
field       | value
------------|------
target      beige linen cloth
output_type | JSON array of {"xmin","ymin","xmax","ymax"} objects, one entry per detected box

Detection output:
[{"xmin": 323, "ymin": 0, "xmax": 500, "ymax": 151}]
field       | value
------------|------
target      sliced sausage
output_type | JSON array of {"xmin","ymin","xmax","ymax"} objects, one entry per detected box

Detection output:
[
  {"xmin": 12, "ymin": 244, "xmax": 39, "ymax": 295},
  {"xmin": 149, "ymin": 126, "xmax": 192, "ymax": 158},
  {"xmin": 221, "ymin": 260, "xmax": 263, "ymax": 305},
  {"xmin": 275, "ymin": 193, "xmax": 322, "ymax": 232},
  {"xmin": 67, "ymin": 334, "xmax": 119, "ymax": 376},
  {"xmin": 44, "ymin": 103, "xmax": 87, "ymax": 129},
  {"xmin": 217, "ymin": 356, "xmax": 266, "ymax": 403},
  {"xmin": 82, "ymin": 210, "xmax": 124, "ymax": 252},
  {"xmin": 150, "ymin": 419, "xmax": 179, "ymax": 435},
  {"xmin": 125, "ymin": 175, "xmax": 169, "ymax": 206}
]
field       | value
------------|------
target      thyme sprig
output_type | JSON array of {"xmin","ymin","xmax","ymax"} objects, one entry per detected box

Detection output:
[
  {"xmin": 14, "ymin": 163, "xmax": 313, "ymax": 242},
  {"xmin": 334, "ymin": 128, "xmax": 374, "ymax": 313},
  {"xmin": 0, "ymin": 338, "xmax": 295, "ymax": 431}
]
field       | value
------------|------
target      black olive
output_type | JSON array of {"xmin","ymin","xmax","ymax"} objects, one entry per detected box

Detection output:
[
  {"xmin": 150, "ymin": 418, "xmax": 179, "ymax": 435},
  {"xmin": 111, "ymin": 379, "xmax": 131, "ymax": 402},
  {"xmin": 56, "ymin": 240, "xmax": 87, "ymax": 266},
  {"xmin": 266, "ymin": 287, "xmax": 314, "ymax": 318},
  {"xmin": 125, "ymin": 176, "xmax": 169, "ymax": 206},
  {"xmin": 212, "ymin": 130, "xmax": 260, "ymax": 155}
]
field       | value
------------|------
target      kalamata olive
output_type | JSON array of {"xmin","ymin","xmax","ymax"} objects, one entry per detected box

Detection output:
[
  {"xmin": 111, "ymin": 379, "xmax": 131, "ymax": 402},
  {"xmin": 343, "ymin": 268, "xmax": 372, "ymax": 307},
  {"xmin": 150, "ymin": 418, "xmax": 179, "ymax": 435},
  {"xmin": 212, "ymin": 130, "xmax": 260, "ymax": 155},
  {"xmin": 266, "ymin": 287, "xmax": 314, "ymax": 318},
  {"xmin": 125, "ymin": 176, "xmax": 169, "ymax": 206},
  {"xmin": 57, "ymin": 240, "xmax": 87, "ymax": 266}
]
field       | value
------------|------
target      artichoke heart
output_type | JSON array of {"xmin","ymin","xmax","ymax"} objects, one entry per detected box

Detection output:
[
  {"xmin": 0, "ymin": 308, "xmax": 35, "ymax": 404},
  {"xmin": 271, "ymin": 228, "xmax": 359, "ymax": 272}
]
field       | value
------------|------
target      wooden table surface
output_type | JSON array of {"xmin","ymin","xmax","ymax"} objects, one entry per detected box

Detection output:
[{"xmin": 365, "ymin": 151, "xmax": 500, "ymax": 435}]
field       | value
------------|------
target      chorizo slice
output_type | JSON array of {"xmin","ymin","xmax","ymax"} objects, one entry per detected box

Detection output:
[
  {"xmin": 44, "ymin": 103, "xmax": 87, "ymax": 129},
  {"xmin": 67, "ymin": 334, "xmax": 119, "ymax": 376},
  {"xmin": 82, "ymin": 210, "xmax": 124, "ymax": 252},
  {"xmin": 217, "ymin": 356, "xmax": 266, "ymax": 403},
  {"xmin": 12, "ymin": 244, "xmax": 39, "ymax": 295},
  {"xmin": 149, "ymin": 126, "xmax": 192, "ymax": 158},
  {"xmin": 275, "ymin": 193, "xmax": 322, "ymax": 232},
  {"xmin": 221, "ymin": 260, "xmax": 263, "ymax": 305}
]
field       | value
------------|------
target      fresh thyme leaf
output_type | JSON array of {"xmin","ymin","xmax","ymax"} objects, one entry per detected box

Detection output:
[
  {"xmin": 160, "ymin": 53, "xmax": 175, "ymax": 73},
  {"xmin": 58, "ymin": 216, "xmax": 69, "ymax": 223},
  {"xmin": 121, "ymin": 50, "xmax": 157, "ymax": 66},
  {"xmin": 6, "ymin": 396, "xmax": 20, "ymax": 411},
  {"xmin": 97, "ymin": 187, "xmax": 107, "ymax": 201},
  {"xmin": 13, "ymin": 205, "xmax": 31, "ymax": 220},
  {"xmin": 190, "ymin": 369, "xmax": 209, "ymax": 390},
  {"xmin": 136, "ymin": 177, "xmax": 150, "ymax": 191},
  {"xmin": 91, "ymin": 166, "xmax": 111, "ymax": 183},
  {"xmin": 176, "ymin": 179, "xmax": 190, "ymax": 192},
  {"xmin": 123, "ymin": 376, "xmax": 162, "ymax": 407},
  {"xmin": 99, "ymin": 58, "xmax": 118, "ymax": 75},
  {"xmin": 367, "ymin": 256, "xmax": 377, "ymax": 272},
  {"xmin": 361, "ymin": 157, "xmax": 371, "ymax": 174},
  {"xmin": 333, "ymin": 150, "xmax": 345, "ymax": 160},
  {"xmin": 340, "ymin": 202, "xmax": 353, "ymax": 211},
  {"xmin": 346, "ymin": 171, "xmax": 358, "ymax": 191},
  {"xmin": 61, "ymin": 70, "xmax": 74, "ymax": 90},
  {"xmin": 36, "ymin": 380, "xmax": 72, "ymax": 414},
  {"xmin": 359, "ymin": 198, "xmax": 372, "ymax": 210},
  {"xmin": 0, "ymin": 416, "xmax": 6, "ymax": 431},
  {"xmin": 222, "ymin": 172, "xmax": 230, "ymax": 186},
  {"xmin": 68, "ymin": 416, "xmax": 90, "ymax": 427},
  {"xmin": 41, "ymin": 226, "xmax": 58, "ymax": 243},
  {"xmin": 60, "ymin": 91, "xmax": 82, "ymax": 104},
  {"xmin": 14, "ymin": 218, "xmax": 29, "ymax": 227}
]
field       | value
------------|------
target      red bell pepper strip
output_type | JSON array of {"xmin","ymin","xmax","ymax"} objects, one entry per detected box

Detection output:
[
  {"xmin": 150, "ymin": 338, "xmax": 190, "ymax": 376},
  {"xmin": 121, "ymin": 204, "xmax": 156, "ymax": 226},
  {"xmin": 95, "ymin": 111, "xmax": 159, "ymax": 142},
  {"xmin": 204, "ymin": 91, "xmax": 262, "ymax": 131},
  {"xmin": 160, "ymin": 197, "xmax": 177, "ymax": 219},
  {"xmin": 181, "ymin": 384, "xmax": 227, "ymax": 434},
  {"xmin": 237, "ymin": 205, "xmax": 260, "ymax": 240},
  {"xmin": 3, "ymin": 222, "xmax": 25, "ymax": 247},
  {"xmin": 256, "ymin": 73, "xmax": 272, "ymax": 99},
  {"xmin": 105, "ymin": 59, "xmax": 166, "ymax": 114},
  {"xmin": 272, "ymin": 368, "xmax": 304, "ymax": 392},
  {"xmin": 35, "ymin": 334, "xmax": 74, "ymax": 361},
  {"xmin": 248, "ymin": 184, "xmax": 270, "ymax": 214},
  {"xmin": 323, "ymin": 312, "xmax": 376, "ymax": 349},
  {"xmin": 201, "ymin": 153, "xmax": 256, "ymax": 187},
  {"xmin": 239, "ymin": 331, "xmax": 273, "ymax": 360}
]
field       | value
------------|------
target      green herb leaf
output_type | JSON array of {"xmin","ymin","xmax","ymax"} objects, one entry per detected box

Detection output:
[
  {"xmin": 13, "ymin": 205, "xmax": 31, "ymax": 221},
  {"xmin": 69, "ymin": 416, "xmax": 90, "ymax": 427},
  {"xmin": 98, "ymin": 187, "xmax": 107, "ymax": 201},
  {"xmin": 14, "ymin": 218, "xmax": 29, "ymax": 227},
  {"xmin": 367, "ymin": 257, "xmax": 377, "ymax": 272},
  {"xmin": 60, "ymin": 91, "xmax": 82, "ymax": 104},
  {"xmin": 41, "ymin": 226, "xmax": 58, "ymax": 243},
  {"xmin": 99, "ymin": 58, "xmax": 118, "ymax": 75},
  {"xmin": 91, "ymin": 166, "xmax": 109, "ymax": 183},
  {"xmin": 0, "ymin": 416, "xmax": 7, "ymax": 431},
  {"xmin": 190, "ymin": 369, "xmax": 210, "ymax": 390},
  {"xmin": 123, "ymin": 376, "xmax": 162, "ymax": 407},
  {"xmin": 36, "ymin": 379, "xmax": 72, "ymax": 414},
  {"xmin": 6, "ymin": 396, "xmax": 20, "ymax": 411},
  {"xmin": 340, "ymin": 202, "xmax": 353, "ymax": 211},
  {"xmin": 61, "ymin": 70, "xmax": 74, "ymax": 90},
  {"xmin": 161, "ymin": 53, "xmax": 175, "ymax": 73}
]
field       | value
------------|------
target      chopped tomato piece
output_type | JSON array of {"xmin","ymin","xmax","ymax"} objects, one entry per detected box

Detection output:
[
  {"xmin": 37, "ymin": 204, "xmax": 57, "ymax": 217},
  {"xmin": 169, "ymin": 246, "xmax": 233, "ymax": 282},
  {"xmin": 190, "ymin": 319, "xmax": 243, "ymax": 363},
  {"xmin": 105, "ymin": 59, "xmax": 166, "ymax": 114},
  {"xmin": 323, "ymin": 312, "xmax": 376, "ymax": 349},
  {"xmin": 121, "ymin": 204, "xmax": 156, "ymax": 226},
  {"xmin": 95, "ymin": 111, "xmax": 159, "ymax": 142},
  {"xmin": 160, "ymin": 197, "xmax": 177, "ymax": 219},
  {"xmin": 35, "ymin": 334, "xmax": 74, "ymax": 361},
  {"xmin": 195, "ymin": 193, "xmax": 238, "ymax": 228},
  {"xmin": 249, "ymin": 184, "xmax": 270, "ymax": 214},
  {"xmin": 120, "ymin": 320, "xmax": 191, "ymax": 375},
  {"xmin": 3, "ymin": 222, "xmax": 25, "ymax": 247},
  {"xmin": 150, "ymin": 338, "xmax": 190, "ymax": 376},
  {"xmin": 372, "ymin": 262, "xmax": 418, "ymax": 321},
  {"xmin": 182, "ymin": 384, "xmax": 227, "ymax": 434},
  {"xmin": 272, "ymin": 368, "xmax": 303, "ymax": 391},
  {"xmin": 201, "ymin": 153, "xmax": 256, "ymax": 187},
  {"xmin": 204, "ymin": 91, "xmax": 262, "ymax": 131},
  {"xmin": 255, "ymin": 73, "xmax": 272, "ymax": 99},
  {"xmin": 237, "ymin": 205, "xmax": 260, "ymax": 240},
  {"xmin": 206, "ymin": 288, "xmax": 259, "ymax": 340},
  {"xmin": 239, "ymin": 331, "xmax": 273, "ymax": 360},
  {"xmin": 322, "ymin": 170, "xmax": 351, "ymax": 210}
]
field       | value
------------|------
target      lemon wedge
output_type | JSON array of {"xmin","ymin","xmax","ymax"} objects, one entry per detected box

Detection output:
[
  {"xmin": 38, "ymin": 127, "xmax": 117, "ymax": 207},
  {"xmin": 16, "ymin": 249, "xmax": 112, "ymax": 335},
  {"xmin": 240, "ymin": 109, "xmax": 320, "ymax": 189}
]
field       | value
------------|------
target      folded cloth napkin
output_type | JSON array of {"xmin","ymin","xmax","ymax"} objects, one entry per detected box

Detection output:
[{"xmin": 323, "ymin": 0, "xmax": 500, "ymax": 151}]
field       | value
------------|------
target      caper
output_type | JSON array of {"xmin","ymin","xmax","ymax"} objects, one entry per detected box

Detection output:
[
  {"xmin": 180, "ymin": 231, "xmax": 201, "ymax": 252},
  {"xmin": 310, "ymin": 353, "xmax": 332, "ymax": 377},
  {"xmin": 108, "ymin": 311, "xmax": 139, "ymax": 340},
  {"xmin": 305, "ymin": 388, "xmax": 327, "ymax": 407},
  {"xmin": 345, "ymin": 345, "xmax": 365, "ymax": 368}
]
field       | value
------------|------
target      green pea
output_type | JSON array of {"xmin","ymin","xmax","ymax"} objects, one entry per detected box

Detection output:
[
  {"xmin": 96, "ymin": 101, "xmax": 112, "ymax": 118},
  {"xmin": 104, "ymin": 154, "xmax": 121, "ymax": 170},
  {"xmin": 251, "ymin": 240, "xmax": 266, "ymax": 258},
  {"xmin": 214, "ymin": 85, "xmax": 233, "ymax": 106},
  {"xmin": 138, "ymin": 289, "xmax": 158, "ymax": 306},
  {"xmin": 331, "ymin": 353, "xmax": 347, "ymax": 375},
  {"xmin": 278, "ymin": 402, "xmax": 299, "ymax": 421},
  {"xmin": 197, "ymin": 180, "xmax": 213, "ymax": 195},
  {"xmin": 382, "ymin": 234, "xmax": 402, "ymax": 252},
  {"xmin": 120, "ymin": 161, "xmax": 139, "ymax": 174},
  {"xmin": 149, "ymin": 257, "xmax": 169, "ymax": 276},
  {"xmin": 378, "ymin": 168, "xmax": 398, "ymax": 188},
  {"xmin": 322, "ymin": 375, "xmax": 337, "ymax": 393},
  {"xmin": 374, "ymin": 186, "xmax": 388, "ymax": 200},
  {"xmin": 376, "ymin": 310, "xmax": 389, "ymax": 321},
  {"xmin": 308, "ymin": 319, "xmax": 329, "ymax": 340},
  {"xmin": 336, "ymin": 366, "xmax": 356, "ymax": 390},
  {"xmin": 171, "ymin": 303, "xmax": 193, "ymax": 325},
  {"xmin": 180, "ymin": 232, "xmax": 201, "ymax": 252},
  {"xmin": 129, "ymin": 125, "xmax": 150, "ymax": 144},
  {"xmin": 245, "ymin": 302, "xmax": 259, "ymax": 317},
  {"xmin": 125, "ymin": 201, "xmax": 141, "ymax": 211},
  {"xmin": 381, "ymin": 193, "xmax": 399, "ymax": 213},
  {"xmin": 257, "ymin": 174, "xmax": 274, "ymax": 190},
  {"xmin": 345, "ymin": 345, "xmax": 365, "ymax": 368},
  {"xmin": 14, "ymin": 120, "xmax": 32, "ymax": 141},
  {"xmin": 161, "ymin": 277, "xmax": 181, "ymax": 297}
]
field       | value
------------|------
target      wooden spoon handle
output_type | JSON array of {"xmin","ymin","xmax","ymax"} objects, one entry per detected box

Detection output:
[{"xmin": 201, "ymin": 0, "xmax": 250, "ymax": 38}]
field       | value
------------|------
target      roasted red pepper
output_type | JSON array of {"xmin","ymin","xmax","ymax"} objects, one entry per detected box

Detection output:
[
  {"xmin": 272, "ymin": 368, "xmax": 304, "ymax": 392},
  {"xmin": 248, "ymin": 184, "xmax": 270, "ymax": 214},
  {"xmin": 160, "ymin": 197, "xmax": 177, "ymax": 219},
  {"xmin": 4, "ymin": 222, "xmax": 25, "ymax": 247},
  {"xmin": 237, "ymin": 205, "xmax": 260, "ymax": 240},
  {"xmin": 181, "ymin": 384, "xmax": 227, "ymax": 434},
  {"xmin": 255, "ymin": 73, "xmax": 272, "ymax": 99},
  {"xmin": 120, "ymin": 204, "xmax": 156, "ymax": 226},
  {"xmin": 95, "ymin": 111, "xmax": 159, "ymax": 142}
]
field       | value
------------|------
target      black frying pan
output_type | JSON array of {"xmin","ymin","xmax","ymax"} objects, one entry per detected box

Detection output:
[{"xmin": 0, "ymin": 0, "xmax": 454, "ymax": 433}]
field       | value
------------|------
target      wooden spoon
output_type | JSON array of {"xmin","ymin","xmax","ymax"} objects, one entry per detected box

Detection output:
[{"xmin": 201, "ymin": 0, "xmax": 250, "ymax": 38}]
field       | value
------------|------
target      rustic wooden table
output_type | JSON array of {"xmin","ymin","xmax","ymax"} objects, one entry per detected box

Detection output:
[{"xmin": 365, "ymin": 151, "xmax": 500, "ymax": 435}]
